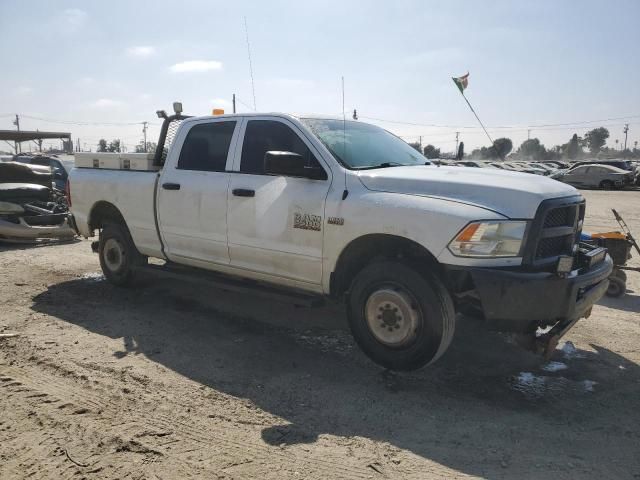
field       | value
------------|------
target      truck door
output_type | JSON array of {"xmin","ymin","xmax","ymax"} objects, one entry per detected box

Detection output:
[
  {"xmin": 157, "ymin": 119, "xmax": 240, "ymax": 265},
  {"xmin": 227, "ymin": 118, "xmax": 331, "ymax": 285}
]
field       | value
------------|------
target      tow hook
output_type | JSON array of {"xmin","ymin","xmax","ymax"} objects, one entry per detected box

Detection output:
[{"xmin": 514, "ymin": 315, "xmax": 584, "ymax": 361}]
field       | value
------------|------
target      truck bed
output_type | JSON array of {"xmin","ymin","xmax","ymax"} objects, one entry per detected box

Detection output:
[{"xmin": 70, "ymin": 167, "xmax": 162, "ymax": 257}]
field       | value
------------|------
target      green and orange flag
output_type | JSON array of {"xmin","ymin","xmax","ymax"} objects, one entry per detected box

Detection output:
[{"xmin": 452, "ymin": 72, "xmax": 469, "ymax": 94}]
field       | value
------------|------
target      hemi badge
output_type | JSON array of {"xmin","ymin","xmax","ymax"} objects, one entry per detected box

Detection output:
[{"xmin": 327, "ymin": 217, "xmax": 344, "ymax": 226}]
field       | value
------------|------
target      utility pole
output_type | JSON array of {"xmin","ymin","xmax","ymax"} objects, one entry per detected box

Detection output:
[
  {"xmin": 142, "ymin": 121, "xmax": 148, "ymax": 152},
  {"xmin": 623, "ymin": 124, "xmax": 629, "ymax": 155},
  {"xmin": 419, "ymin": 135, "xmax": 422, "ymax": 151},
  {"xmin": 232, "ymin": 94, "xmax": 236, "ymax": 114},
  {"xmin": 455, "ymin": 131, "xmax": 460, "ymax": 155},
  {"xmin": 527, "ymin": 129, "xmax": 531, "ymax": 140},
  {"xmin": 13, "ymin": 114, "xmax": 20, "ymax": 153}
]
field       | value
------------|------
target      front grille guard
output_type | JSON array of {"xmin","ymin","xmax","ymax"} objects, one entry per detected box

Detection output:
[{"xmin": 522, "ymin": 195, "xmax": 585, "ymax": 269}]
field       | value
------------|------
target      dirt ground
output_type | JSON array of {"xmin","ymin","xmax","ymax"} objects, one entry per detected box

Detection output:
[{"xmin": 1, "ymin": 190, "xmax": 639, "ymax": 479}]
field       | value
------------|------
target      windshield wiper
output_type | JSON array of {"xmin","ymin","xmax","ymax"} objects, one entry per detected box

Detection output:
[
  {"xmin": 355, "ymin": 161, "xmax": 406, "ymax": 170},
  {"xmin": 355, "ymin": 161, "xmax": 429, "ymax": 170}
]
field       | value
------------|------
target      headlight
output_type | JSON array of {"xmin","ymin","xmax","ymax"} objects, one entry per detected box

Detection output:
[{"xmin": 448, "ymin": 221, "xmax": 529, "ymax": 257}]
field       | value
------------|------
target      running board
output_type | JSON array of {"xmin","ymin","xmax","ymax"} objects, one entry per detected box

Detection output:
[{"xmin": 137, "ymin": 263, "xmax": 325, "ymax": 308}]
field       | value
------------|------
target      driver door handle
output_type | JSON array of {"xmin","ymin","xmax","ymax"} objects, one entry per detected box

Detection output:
[
  {"xmin": 162, "ymin": 182, "xmax": 181, "ymax": 190},
  {"xmin": 232, "ymin": 188, "xmax": 255, "ymax": 197}
]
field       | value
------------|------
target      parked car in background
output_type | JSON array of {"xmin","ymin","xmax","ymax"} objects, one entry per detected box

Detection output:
[
  {"xmin": 503, "ymin": 162, "xmax": 548, "ymax": 175},
  {"xmin": 529, "ymin": 162, "xmax": 558, "ymax": 174},
  {"xmin": 570, "ymin": 160, "xmax": 635, "ymax": 172},
  {"xmin": 542, "ymin": 160, "xmax": 571, "ymax": 169},
  {"xmin": 456, "ymin": 160, "xmax": 484, "ymax": 168},
  {"xmin": 552, "ymin": 164, "xmax": 634, "ymax": 189}
]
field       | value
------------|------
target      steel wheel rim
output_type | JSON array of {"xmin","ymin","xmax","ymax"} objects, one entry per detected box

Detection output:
[
  {"xmin": 364, "ymin": 285, "xmax": 421, "ymax": 347},
  {"xmin": 103, "ymin": 238, "xmax": 125, "ymax": 272}
]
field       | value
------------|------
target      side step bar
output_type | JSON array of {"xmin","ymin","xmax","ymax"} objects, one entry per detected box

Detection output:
[{"xmin": 136, "ymin": 262, "xmax": 325, "ymax": 308}]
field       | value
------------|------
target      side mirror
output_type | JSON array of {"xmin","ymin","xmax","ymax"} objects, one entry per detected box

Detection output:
[{"xmin": 264, "ymin": 151, "xmax": 326, "ymax": 180}]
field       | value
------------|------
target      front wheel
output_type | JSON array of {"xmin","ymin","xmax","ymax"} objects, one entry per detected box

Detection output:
[{"xmin": 347, "ymin": 261, "xmax": 455, "ymax": 371}]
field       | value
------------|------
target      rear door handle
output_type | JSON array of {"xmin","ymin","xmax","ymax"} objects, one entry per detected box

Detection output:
[
  {"xmin": 232, "ymin": 188, "xmax": 255, "ymax": 197},
  {"xmin": 162, "ymin": 182, "xmax": 181, "ymax": 190}
]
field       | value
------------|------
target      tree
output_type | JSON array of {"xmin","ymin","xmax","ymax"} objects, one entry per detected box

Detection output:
[
  {"xmin": 107, "ymin": 139, "xmax": 122, "ymax": 153},
  {"xmin": 567, "ymin": 133, "xmax": 581, "ymax": 159},
  {"xmin": 135, "ymin": 141, "xmax": 157, "ymax": 154},
  {"xmin": 584, "ymin": 127, "xmax": 609, "ymax": 154},
  {"xmin": 97, "ymin": 139, "xmax": 108, "ymax": 152},
  {"xmin": 491, "ymin": 138, "xmax": 513, "ymax": 159},
  {"xmin": 456, "ymin": 141, "xmax": 464, "ymax": 160},
  {"xmin": 423, "ymin": 144, "xmax": 441, "ymax": 159},
  {"xmin": 518, "ymin": 138, "xmax": 546, "ymax": 160},
  {"xmin": 408, "ymin": 142, "xmax": 422, "ymax": 152}
]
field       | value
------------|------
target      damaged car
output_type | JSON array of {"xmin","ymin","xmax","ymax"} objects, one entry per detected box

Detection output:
[{"xmin": 0, "ymin": 161, "xmax": 76, "ymax": 242}]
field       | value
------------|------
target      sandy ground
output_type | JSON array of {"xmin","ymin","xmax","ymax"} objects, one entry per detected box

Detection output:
[{"xmin": 1, "ymin": 190, "xmax": 639, "ymax": 479}]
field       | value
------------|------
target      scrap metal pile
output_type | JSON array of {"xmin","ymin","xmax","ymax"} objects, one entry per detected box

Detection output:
[{"xmin": 0, "ymin": 161, "xmax": 75, "ymax": 242}]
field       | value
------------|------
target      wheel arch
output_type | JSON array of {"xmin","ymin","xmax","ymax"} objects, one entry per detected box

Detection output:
[
  {"xmin": 330, "ymin": 234, "xmax": 443, "ymax": 298},
  {"xmin": 88, "ymin": 201, "xmax": 127, "ymax": 232}
]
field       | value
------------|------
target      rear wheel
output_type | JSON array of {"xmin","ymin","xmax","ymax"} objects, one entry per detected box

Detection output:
[
  {"xmin": 98, "ymin": 222, "xmax": 145, "ymax": 286},
  {"xmin": 347, "ymin": 261, "xmax": 455, "ymax": 371},
  {"xmin": 600, "ymin": 180, "xmax": 614, "ymax": 190}
]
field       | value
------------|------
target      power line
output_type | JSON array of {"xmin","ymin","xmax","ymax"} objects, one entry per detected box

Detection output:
[
  {"xmin": 15, "ymin": 114, "xmax": 158, "ymax": 126},
  {"xmin": 360, "ymin": 114, "xmax": 640, "ymax": 131}
]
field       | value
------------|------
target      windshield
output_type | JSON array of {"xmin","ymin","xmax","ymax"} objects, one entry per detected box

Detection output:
[{"xmin": 301, "ymin": 118, "xmax": 426, "ymax": 169}]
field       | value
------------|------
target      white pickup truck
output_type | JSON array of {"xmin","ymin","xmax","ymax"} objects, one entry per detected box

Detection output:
[{"xmin": 69, "ymin": 104, "xmax": 612, "ymax": 370}]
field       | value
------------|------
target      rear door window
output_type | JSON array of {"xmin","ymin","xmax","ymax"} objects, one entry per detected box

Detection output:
[{"xmin": 177, "ymin": 121, "xmax": 236, "ymax": 172}]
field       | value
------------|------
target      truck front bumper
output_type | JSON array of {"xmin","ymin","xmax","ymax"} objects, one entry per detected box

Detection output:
[{"xmin": 468, "ymin": 254, "xmax": 613, "ymax": 334}]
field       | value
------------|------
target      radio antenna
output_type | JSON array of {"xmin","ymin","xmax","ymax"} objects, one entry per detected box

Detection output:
[
  {"xmin": 244, "ymin": 16, "xmax": 257, "ymax": 110},
  {"xmin": 341, "ymin": 76, "xmax": 349, "ymax": 200}
]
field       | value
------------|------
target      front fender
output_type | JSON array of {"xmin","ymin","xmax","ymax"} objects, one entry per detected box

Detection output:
[{"xmin": 321, "ymin": 190, "xmax": 506, "ymax": 293}]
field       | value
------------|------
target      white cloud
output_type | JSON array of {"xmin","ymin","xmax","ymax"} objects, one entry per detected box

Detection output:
[
  {"xmin": 61, "ymin": 8, "xmax": 88, "ymax": 30},
  {"xmin": 127, "ymin": 46, "xmax": 156, "ymax": 58},
  {"xmin": 210, "ymin": 98, "xmax": 231, "ymax": 107},
  {"xmin": 89, "ymin": 98, "xmax": 124, "ymax": 108},
  {"xmin": 169, "ymin": 60, "xmax": 222, "ymax": 73},
  {"xmin": 16, "ymin": 86, "xmax": 33, "ymax": 95}
]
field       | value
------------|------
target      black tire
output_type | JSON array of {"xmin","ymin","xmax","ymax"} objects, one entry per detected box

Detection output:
[
  {"xmin": 347, "ymin": 261, "xmax": 455, "ymax": 371},
  {"xmin": 98, "ymin": 222, "xmax": 145, "ymax": 287},
  {"xmin": 611, "ymin": 268, "xmax": 627, "ymax": 282},
  {"xmin": 606, "ymin": 276, "xmax": 626, "ymax": 297},
  {"xmin": 600, "ymin": 180, "xmax": 614, "ymax": 190}
]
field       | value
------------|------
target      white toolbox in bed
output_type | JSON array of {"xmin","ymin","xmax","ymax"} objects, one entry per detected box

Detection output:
[{"xmin": 75, "ymin": 152, "xmax": 158, "ymax": 171}]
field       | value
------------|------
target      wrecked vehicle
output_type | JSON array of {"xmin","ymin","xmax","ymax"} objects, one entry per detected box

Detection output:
[
  {"xmin": 0, "ymin": 161, "xmax": 75, "ymax": 242},
  {"xmin": 68, "ymin": 103, "xmax": 612, "ymax": 371}
]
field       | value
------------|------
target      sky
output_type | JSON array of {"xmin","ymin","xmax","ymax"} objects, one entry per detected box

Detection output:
[{"xmin": 0, "ymin": 0, "xmax": 639, "ymax": 154}]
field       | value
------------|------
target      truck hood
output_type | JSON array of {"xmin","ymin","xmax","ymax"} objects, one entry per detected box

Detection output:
[{"xmin": 356, "ymin": 165, "xmax": 578, "ymax": 218}]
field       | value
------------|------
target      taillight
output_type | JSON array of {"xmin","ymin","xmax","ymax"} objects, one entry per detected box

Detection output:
[{"xmin": 65, "ymin": 179, "xmax": 72, "ymax": 207}]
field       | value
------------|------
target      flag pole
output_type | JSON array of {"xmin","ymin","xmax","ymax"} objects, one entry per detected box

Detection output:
[{"xmin": 454, "ymin": 78, "xmax": 504, "ymax": 161}]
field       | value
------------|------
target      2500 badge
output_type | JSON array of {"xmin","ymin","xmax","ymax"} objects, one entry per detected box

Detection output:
[{"xmin": 293, "ymin": 213, "xmax": 322, "ymax": 231}]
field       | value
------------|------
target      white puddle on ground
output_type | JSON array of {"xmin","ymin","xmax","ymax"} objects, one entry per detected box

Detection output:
[
  {"xmin": 542, "ymin": 361, "xmax": 568, "ymax": 372},
  {"xmin": 511, "ymin": 371, "xmax": 597, "ymax": 399},
  {"xmin": 79, "ymin": 272, "xmax": 105, "ymax": 282},
  {"xmin": 560, "ymin": 340, "xmax": 585, "ymax": 359}
]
